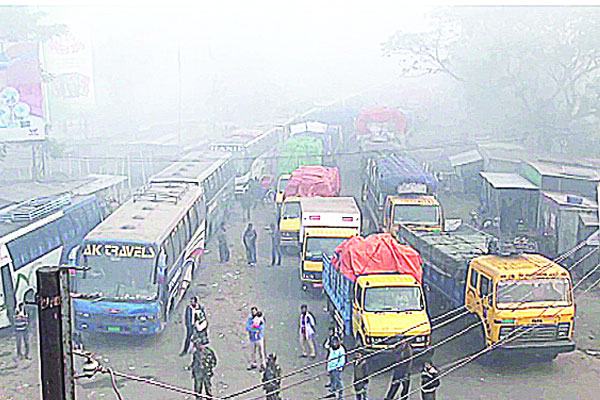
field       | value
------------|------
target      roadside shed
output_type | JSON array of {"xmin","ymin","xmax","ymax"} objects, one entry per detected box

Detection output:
[
  {"xmin": 521, "ymin": 160, "xmax": 600, "ymax": 199},
  {"xmin": 450, "ymin": 149, "xmax": 483, "ymax": 193},
  {"xmin": 538, "ymin": 191, "xmax": 598, "ymax": 258},
  {"xmin": 479, "ymin": 172, "xmax": 539, "ymax": 233}
]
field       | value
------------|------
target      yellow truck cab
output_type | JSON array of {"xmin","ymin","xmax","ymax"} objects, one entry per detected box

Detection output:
[
  {"xmin": 384, "ymin": 195, "xmax": 443, "ymax": 236},
  {"xmin": 275, "ymin": 174, "xmax": 291, "ymax": 205},
  {"xmin": 279, "ymin": 197, "xmax": 301, "ymax": 247},
  {"xmin": 465, "ymin": 253, "xmax": 575, "ymax": 359},
  {"xmin": 302, "ymin": 227, "xmax": 358, "ymax": 289},
  {"xmin": 352, "ymin": 274, "xmax": 431, "ymax": 350}
]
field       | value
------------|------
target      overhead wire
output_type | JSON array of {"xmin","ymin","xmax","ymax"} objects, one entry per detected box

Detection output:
[
  {"xmin": 226, "ymin": 235, "xmax": 597, "ymax": 398},
  {"xmin": 330, "ymin": 259, "xmax": 600, "ymax": 400}
]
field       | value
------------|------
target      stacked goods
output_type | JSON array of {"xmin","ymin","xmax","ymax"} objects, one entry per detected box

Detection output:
[
  {"xmin": 355, "ymin": 106, "xmax": 408, "ymax": 136},
  {"xmin": 333, "ymin": 233, "xmax": 422, "ymax": 283},
  {"xmin": 278, "ymin": 137, "xmax": 323, "ymax": 175},
  {"xmin": 284, "ymin": 166, "xmax": 341, "ymax": 198},
  {"xmin": 376, "ymin": 154, "xmax": 436, "ymax": 195}
]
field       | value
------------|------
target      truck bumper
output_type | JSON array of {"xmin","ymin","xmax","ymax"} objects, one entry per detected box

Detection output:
[
  {"xmin": 364, "ymin": 345, "xmax": 432, "ymax": 369},
  {"xmin": 496, "ymin": 340, "xmax": 575, "ymax": 357}
]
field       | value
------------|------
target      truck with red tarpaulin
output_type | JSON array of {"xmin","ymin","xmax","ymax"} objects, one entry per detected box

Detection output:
[
  {"xmin": 323, "ymin": 233, "xmax": 432, "ymax": 353},
  {"xmin": 279, "ymin": 166, "xmax": 341, "ymax": 248}
]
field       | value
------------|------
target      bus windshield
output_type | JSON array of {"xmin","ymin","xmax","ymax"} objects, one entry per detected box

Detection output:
[
  {"xmin": 496, "ymin": 278, "xmax": 571, "ymax": 308},
  {"xmin": 75, "ymin": 254, "xmax": 158, "ymax": 301},
  {"xmin": 393, "ymin": 205, "xmax": 439, "ymax": 225},
  {"xmin": 364, "ymin": 286, "xmax": 424, "ymax": 312},
  {"xmin": 305, "ymin": 237, "xmax": 348, "ymax": 261},
  {"xmin": 283, "ymin": 202, "xmax": 300, "ymax": 219}
]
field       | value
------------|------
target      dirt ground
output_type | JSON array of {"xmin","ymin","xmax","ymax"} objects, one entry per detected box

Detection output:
[{"xmin": 0, "ymin": 162, "xmax": 599, "ymax": 399}]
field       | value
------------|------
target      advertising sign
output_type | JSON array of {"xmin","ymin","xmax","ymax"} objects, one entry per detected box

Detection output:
[{"xmin": 0, "ymin": 42, "xmax": 46, "ymax": 142}]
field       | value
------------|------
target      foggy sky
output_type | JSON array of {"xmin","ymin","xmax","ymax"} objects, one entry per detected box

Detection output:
[{"xmin": 45, "ymin": 4, "xmax": 430, "ymax": 134}]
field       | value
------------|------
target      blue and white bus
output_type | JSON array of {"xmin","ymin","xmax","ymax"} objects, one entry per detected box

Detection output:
[
  {"xmin": 150, "ymin": 150, "xmax": 235, "ymax": 242},
  {"xmin": 72, "ymin": 151, "xmax": 235, "ymax": 334},
  {"xmin": 0, "ymin": 194, "xmax": 104, "ymax": 329}
]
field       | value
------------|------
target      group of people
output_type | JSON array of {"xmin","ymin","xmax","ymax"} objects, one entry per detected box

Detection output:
[
  {"xmin": 218, "ymin": 220, "xmax": 282, "ymax": 267},
  {"xmin": 181, "ymin": 297, "xmax": 440, "ymax": 400},
  {"xmin": 180, "ymin": 296, "xmax": 218, "ymax": 398}
]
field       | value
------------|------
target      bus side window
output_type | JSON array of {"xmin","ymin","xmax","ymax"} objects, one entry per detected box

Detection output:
[
  {"xmin": 172, "ymin": 229, "xmax": 181, "ymax": 260},
  {"xmin": 190, "ymin": 207, "xmax": 198, "ymax": 232},
  {"xmin": 469, "ymin": 269, "xmax": 479, "ymax": 291},
  {"xmin": 177, "ymin": 221, "xmax": 187, "ymax": 251},
  {"xmin": 480, "ymin": 275, "xmax": 492, "ymax": 301}
]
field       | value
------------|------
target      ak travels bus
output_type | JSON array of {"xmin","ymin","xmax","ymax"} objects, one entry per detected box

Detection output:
[{"xmin": 72, "ymin": 151, "xmax": 234, "ymax": 334}]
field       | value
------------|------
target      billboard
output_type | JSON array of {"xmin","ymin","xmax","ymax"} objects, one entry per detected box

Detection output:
[{"xmin": 0, "ymin": 42, "xmax": 46, "ymax": 142}]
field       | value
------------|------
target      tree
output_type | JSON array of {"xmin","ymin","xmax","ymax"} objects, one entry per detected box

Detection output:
[
  {"xmin": 0, "ymin": 6, "xmax": 66, "ymax": 44},
  {"xmin": 383, "ymin": 7, "xmax": 600, "ymax": 151}
]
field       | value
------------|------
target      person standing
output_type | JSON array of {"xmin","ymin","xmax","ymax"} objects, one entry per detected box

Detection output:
[
  {"xmin": 243, "ymin": 223, "xmax": 258, "ymax": 267},
  {"xmin": 245, "ymin": 306, "xmax": 266, "ymax": 371},
  {"xmin": 421, "ymin": 361, "xmax": 440, "ymax": 400},
  {"xmin": 192, "ymin": 300, "xmax": 209, "ymax": 346},
  {"xmin": 269, "ymin": 222, "xmax": 282, "ymax": 266},
  {"xmin": 217, "ymin": 222, "xmax": 230, "ymax": 263},
  {"xmin": 181, "ymin": 297, "xmax": 201, "ymax": 356},
  {"xmin": 262, "ymin": 353, "xmax": 282, "ymax": 400},
  {"xmin": 323, "ymin": 326, "xmax": 340, "ymax": 388},
  {"xmin": 353, "ymin": 350, "xmax": 369, "ymax": 400},
  {"xmin": 326, "ymin": 336, "xmax": 345, "ymax": 400},
  {"xmin": 190, "ymin": 339, "xmax": 218, "ymax": 398},
  {"xmin": 384, "ymin": 343, "xmax": 413, "ymax": 400},
  {"xmin": 14, "ymin": 303, "xmax": 30, "ymax": 360},
  {"xmin": 299, "ymin": 304, "xmax": 317, "ymax": 358}
]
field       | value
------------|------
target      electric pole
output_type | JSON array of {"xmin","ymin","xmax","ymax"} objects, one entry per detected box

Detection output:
[{"xmin": 36, "ymin": 266, "xmax": 75, "ymax": 400}]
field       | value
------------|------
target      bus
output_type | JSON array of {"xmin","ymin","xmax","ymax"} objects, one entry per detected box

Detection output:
[
  {"xmin": 150, "ymin": 150, "xmax": 235, "ymax": 242},
  {"xmin": 72, "ymin": 151, "xmax": 235, "ymax": 335},
  {"xmin": 0, "ymin": 194, "xmax": 103, "ymax": 329},
  {"xmin": 72, "ymin": 182, "xmax": 206, "ymax": 335}
]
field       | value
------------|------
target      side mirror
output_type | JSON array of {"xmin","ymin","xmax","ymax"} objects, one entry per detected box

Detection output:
[{"xmin": 444, "ymin": 219, "xmax": 462, "ymax": 232}]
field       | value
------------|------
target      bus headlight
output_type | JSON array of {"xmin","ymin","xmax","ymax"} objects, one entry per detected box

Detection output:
[
  {"xmin": 137, "ymin": 315, "xmax": 156, "ymax": 322},
  {"xmin": 77, "ymin": 312, "xmax": 90, "ymax": 318}
]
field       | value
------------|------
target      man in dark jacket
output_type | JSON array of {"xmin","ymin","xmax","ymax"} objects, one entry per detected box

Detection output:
[
  {"xmin": 421, "ymin": 361, "xmax": 440, "ymax": 400},
  {"xmin": 243, "ymin": 223, "xmax": 258, "ymax": 267},
  {"xmin": 384, "ymin": 343, "xmax": 413, "ymax": 400},
  {"xmin": 190, "ymin": 339, "xmax": 218, "ymax": 398},
  {"xmin": 262, "ymin": 353, "xmax": 282, "ymax": 400},
  {"xmin": 180, "ymin": 297, "xmax": 199, "ymax": 356},
  {"xmin": 14, "ymin": 303, "xmax": 30, "ymax": 359},
  {"xmin": 269, "ymin": 222, "xmax": 282, "ymax": 266}
]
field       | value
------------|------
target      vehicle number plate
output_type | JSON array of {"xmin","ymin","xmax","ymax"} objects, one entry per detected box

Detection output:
[{"xmin": 107, "ymin": 326, "xmax": 121, "ymax": 332}]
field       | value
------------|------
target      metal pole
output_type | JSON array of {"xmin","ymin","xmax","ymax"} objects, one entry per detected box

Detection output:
[{"xmin": 36, "ymin": 266, "xmax": 75, "ymax": 400}]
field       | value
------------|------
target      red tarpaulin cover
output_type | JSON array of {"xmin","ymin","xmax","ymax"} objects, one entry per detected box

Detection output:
[
  {"xmin": 355, "ymin": 106, "xmax": 407, "ymax": 135},
  {"xmin": 284, "ymin": 165, "xmax": 341, "ymax": 198},
  {"xmin": 332, "ymin": 233, "xmax": 423, "ymax": 283}
]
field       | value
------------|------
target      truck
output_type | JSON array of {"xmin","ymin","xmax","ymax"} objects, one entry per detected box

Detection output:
[
  {"xmin": 323, "ymin": 233, "xmax": 432, "ymax": 354},
  {"xmin": 279, "ymin": 166, "xmax": 341, "ymax": 249},
  {"xmin": 361, "ymin": 153, "xmax": 442, "ymax": 236},
  {"xmin": 355, "ymin": 106, "xmax": 408, "ymax": 144},
  {"xmin": 299, "ymin": 197, "xmax": 361, "ymax": 291},
  {"xmin": 398, "ymin": 224, "xmax": 576, "ymax": 360}
]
